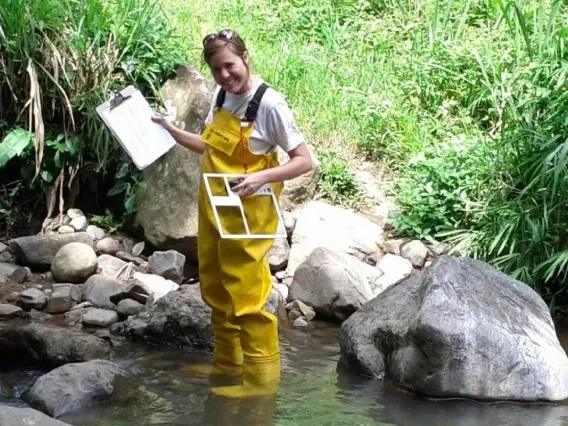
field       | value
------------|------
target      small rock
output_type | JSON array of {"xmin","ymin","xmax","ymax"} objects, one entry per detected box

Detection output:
[
  {"xmin": 116, "ymin": 299, "xmax": 145, "ymax": 317},
  {"xmin": 283, "ymin": 212, "xmax": 297, "ymax": 240},
  {"xmin": 122, "ymin": 238, "xmax": 134, "ymax": 254},
  {"xmin": 10, "ymin": 266, "xmax": 28, "ymax": 284},
  {"xmin": 94, "ymin": 329, "xmax": 112, "ymax": 340},
  {"xmin": 70, "ymin": 216, "xmax": 88, "ymax": 232},
  {"xmin": 273, "ymin": 283, "xmax": 289, "ymax": 301},
  {"xmin": 268, "ymin": 238, "xmax": 290, "ymax": 272},
  {"xmin": 5, "ymin": 291, "xmax": 20, "ymax": 304},
  {"xmin": 72, "ymin": 301, "xmax": 93, "ymax": 310},
  {"xmin": 148, "ymin": 250, "xmax": 185, "ymax": 284},
  {"xmin": 427, "ymin": 241, "xmax": 450, "ymax": 257},
  {"xmin": 82, "ymin": 308, "xmax": 119, "ymax": 327},
  {"xmin": 132, "ymin": 242, "xmax": 145, "ymax": 257},
  {"xmin": 0, "ymin": 405, "xmax": 73, "ymax": 426},
  {"xmin": 365, "ymin": 251, "xmax": 382, "ymax": 266},
  {"xmin": 64, "ymin": 308, "xmax": 91, "ymax": 325},
  {"xmin": 86, "ymin": 225, "xmax": 106, "ymax": 240},
  {"xmin": 0, "ymin": 251, "xmax": 17, "ymax": 263},
  {"xmin": 0, "ymin": 241, "xmax": 8, "ymax": 253},
  {"xmin": 26, "ymin": 309, "xmax": 47, "ymax": 322},
  {"xmin": 82, "ymin": 275, "xmax": 123, "ymax": 309},
  {"xmin": 116, "ymin": 251, "xmax": 147, "ymax": 267},
  {"xmin": 286, "ymin": 299, "xmax": 316, "ymax": 321},
  {"xmin": 275, "ymin": 270, "xmax": 287, "ymax": 281},
  {"xmin": 97, "ymin": 254, "xmax": 128, "ymax": 278},
  {"xmin": 400, "ymin": 240, "xmax": 429, "ymax": 268},
  {"xmin": 44, "ymin": 289, "xmax": 52, "ymax": 296},
  {"xmin": 0, "ymin": 262, "xmax": 24, "ymax": 284},
  {"xmin": 67, "ymin": 208, "xmax": 84, "ymax": 219},
  {"xmin": 20, "ymin": 288, "xmax": 49, "ymax": 310},
  {"xmin": 383, "ymin": 239, "xmax": 407, "ymax": 256},
  {"xmin": 24, "ymin": 267, "xmax": 32, "ymax": 280},
  {"xmin": 110, "ymin": 280, "xmax": 154, "ymax": 305},
  {"xmin": 288, "ymin": 309, "xmax": 302, "ymax": 322},
  {"xmin": 58, "ymin": 225, "xmax": 75, "ymax": 234},
  {"xmin": 51, "ymin": 242, "xmax": 97, "ymax": 283},
  {"xmin": 293, "ymin": 316, "xmax": 309, "ymax": 327},
  {"xmin": 33, "ymin": 284, "xmax": 43, "ymax": 290},
  {"xmin": 0, "ymin": 304, "xmax": 23, "ymax": 320},
  {"xmin": 46, "ymin": 284, "xmax": 81, "ymax": 314},
  {"xmin": 375, "ymin": 254, "xmax": 413, "ymax": 288},
  {"xmin": 96, "ymin": 237, "xmax": 121, "ymax": 255}
]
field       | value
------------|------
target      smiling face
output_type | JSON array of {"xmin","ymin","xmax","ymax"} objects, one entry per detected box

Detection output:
[{"xmin": 209, "ymin": 47, "xmax": 252, "ymax": 95}]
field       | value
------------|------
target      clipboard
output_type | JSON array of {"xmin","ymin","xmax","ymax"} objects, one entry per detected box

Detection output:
[
  {"xmin": 203, "ymin": 173, "xmax": 287, "ymax": 239},
  {"xmin": 96, "ymin": 86, "xmax": 176, "ymax": 170}
]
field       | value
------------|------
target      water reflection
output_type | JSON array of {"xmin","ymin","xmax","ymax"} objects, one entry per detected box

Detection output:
[{"xmin": 5, "ymin": 322, "xmax": 568, "ymax": 426}]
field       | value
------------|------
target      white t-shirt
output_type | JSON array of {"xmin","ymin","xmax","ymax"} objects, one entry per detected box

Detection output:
[{"xmin": 204, "ymin": 76, "xmax": 304, "ymax": 155}]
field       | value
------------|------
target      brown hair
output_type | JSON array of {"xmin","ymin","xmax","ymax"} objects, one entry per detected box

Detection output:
[{"xmin": 203, "ymin": 30, "xmax": 248, "ymax": 66}]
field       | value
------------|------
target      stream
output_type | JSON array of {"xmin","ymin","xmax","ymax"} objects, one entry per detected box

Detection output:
[{"xmin": 3, "ymin": 321, "xmax": 568, "ymax": 426}]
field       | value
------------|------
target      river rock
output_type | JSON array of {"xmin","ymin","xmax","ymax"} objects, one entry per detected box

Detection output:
[
  {"xmin": 0, "ymin": 303, "xmax": 23, "ymax": 320},
  {"xmin": 148, "ymin": 250, "xmax": 185, "ymax": 284},
  {"xmin": 268, "ymin": 238, "xmax": 290, "ymax": 272},
  {"xmin": 116, "ymin": 299, "xmax": 145, "ymax": 317},
  {"xmin": 8, "ymin": 233, "xmax": 93, "ymax": 269},
  {"xmin": 283, "ymin": 212, "xmax": 297, "ymax": 240},
  {"xmin": 51, "ymin": 242, "xmax": 97, "ymax": 283},
  {"xmin": 286, "ymin": 201, "xmax": 383, "ymax": 276},
  {"xmin": 0, "ymin": 406, "xmax": 72, "ymax": 425},
  {"xmin": 112, "ymin": 284, "xmax": 213, "ymax": 349},
  {"xmin": 82, "ymin": 275, "xmax": 122, "ymax": 309},
  {"xmin": 0, "ymin": 262, "xmax": 26, "ymax": 285},
  {"xmin": 82, "ymin": 308, "xmax": 119, "ymax": 327},
  {"xmin": 131, "ymin": 272, "xmax": 179, "ymax": 303},
  {"xmin": 277, "ymin": 146, "xmax": 319, "ymax": 211},
  {"xmin": 400, "ymin": 240, "xmax": 428, "ymax": 268},
  {"xmin": 286, "ymin": 299, "xmax": 316, "ymax": 321},
  {"xmin": 135, "ymin": 65, "xmax": 213, "ymax": 262},
  {"xmin": 24, "ymin": 360, "xmax": 133, "ymax": 418},
  {"xmin": 46, "ymin": 284, "xmax": 81, "ymax": 314},
  {"xmin": 97, "ymin": 254, "xmax": 128, "ymax": 278},
  {"xmin": 67, "ymin": 208, "xmax": 84, "ymax": 219},
  {"xmin": 375, "ymin": 254, "xmax": 413, "ymax": 288},
  {"xmin": 0, "ymin": 241, "xmax": 8, "ymax": 253},
  {"xmin": 288, "ymin": 248, "xmax": 382, "ymax": 322},
  {"xmin": 96, "ymin": 237, "xmax": 121, "ymax": 255},
  {"xmin": 57, "ymin": 225, "xmax": 75, "ymax": 234},
  {"xmin": 265, "ymin": 288, "xmax": 286, "ymax": 319},
  {"xmin": 70, "ymin": 215, "xmax": 88, "ymax": 232},
  {"xmin": 339, "ymin": 255, "xmax": 568, "ymax": 402},
  {"xmin": 110, "ymin": 280, "xmax": 153, "ymax": 305},
  {"xmin": 293, "ymin": 316, "xmax": 309, "ymax": 328},
  {"xmin": 0, "ymin": 323, "xmax": 110, "ymax": 368},
  {"xmin": 0, "ymin": 251, "xmax": 17, "ymax": 263},
  {"xmin": 86, "ymin": 225, "xmax": 106, "ymax": 240},
  {"xmin": 20, "ymin": 288, "xmax": 49, "ymax": 310},
  {"xmin": 132, "ymin": 241, "xmax": 145, "ymax": 257},
  {"xmin": 383, "ymin": 239, "xmax": 407, "ymax": 256}
]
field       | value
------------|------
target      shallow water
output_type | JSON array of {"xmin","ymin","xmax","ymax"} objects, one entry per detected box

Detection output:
[{"xmin": 3, "ymin": 321, "xmax": 568, "ymax": 426}]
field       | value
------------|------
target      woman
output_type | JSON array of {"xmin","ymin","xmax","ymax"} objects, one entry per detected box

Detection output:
[{"xmin": 152, "ymin": 29, "xmax": 312, "ymax": 398}]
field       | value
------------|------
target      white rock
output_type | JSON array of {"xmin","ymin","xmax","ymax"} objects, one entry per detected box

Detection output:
[
  {"xmin": 86, "ymin": 225, "xmax": 106, "ymax": 240},
  {"xmin": 132, "ymin": 272, "xmax": 179, "ymax": 303},
  {"xmin": 273, "ymin": 283, "xmax": 289, "ymax": 301},
  {"xmin": 132, "ymin": 242, "xmax": 145, "ymax": 257},
  {"xmin": 67, "ymin": 208, "xmax": 84, "ymax": 219},
  {"xmin": 97, "ymin": 254, "xmax": 128, "ymax": 278},
  {"xmin": 268, "ymin": 238, "xmax": 290, "ymax": 272},
  {"xmin": 400, "ymin": 240, "xmax": 429, "ymax": 268},
  {"xmin": 96, "ymin": 238, "xmax": 121, "ymax": 256},
  {"xmin": 51, "ymin": 242, "xmax": 97, "ymax": 283},
  {"xmin": 287, "ymin": 201, "xmax": 384, "ymax": 276},
  {"xmin": 70, "ymin": 216, "xmax": 88, "ymax": 232},
  {"xmin": 293, "ymin": 316, "xmax": 309, "ymax": 327},
  {"xmin": 57, "ymin": 225, "xmax": 75, "ymax": 234},
  {"xmin": 375, "ymin": 254, "xmax": 413, "ymax": 289}
]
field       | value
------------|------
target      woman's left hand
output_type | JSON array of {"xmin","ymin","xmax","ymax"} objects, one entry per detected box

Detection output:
[{"xmin": 231, "ymin": 172, "xmax": 268, "ymax": 197}]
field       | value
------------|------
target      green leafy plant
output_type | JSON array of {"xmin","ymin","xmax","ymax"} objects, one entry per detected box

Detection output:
[
  {"xmin": 317, "ymin": 150, "xmax": 363, "ymax": 208},
  {"xmin": 107, "ymin": 157, "xmax": 146, "ymax": 216}
]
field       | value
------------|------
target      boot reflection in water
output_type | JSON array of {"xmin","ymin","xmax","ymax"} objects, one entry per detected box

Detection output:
[
  {"xmin": 152, "ymin": 28, "xmax": 312, "ymax": 399},
  {"xmin": 200, "ymin": 392, "xmax": 277, "ymax": 426}
]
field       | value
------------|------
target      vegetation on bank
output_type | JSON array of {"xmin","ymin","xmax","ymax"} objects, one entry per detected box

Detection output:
[{"xmin": 2, "ymin": 0, "xmax": 568, "ymax": 311}]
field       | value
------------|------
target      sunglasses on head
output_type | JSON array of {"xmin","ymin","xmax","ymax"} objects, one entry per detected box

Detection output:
[{"xmin": 203, "ymin": 29, "xmax": 235, "ymax": 46}]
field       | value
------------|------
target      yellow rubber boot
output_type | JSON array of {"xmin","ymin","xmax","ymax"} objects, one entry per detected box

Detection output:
[{"xmin": 212, "ymin": 355, "xmax": 280, "ymax": 398}]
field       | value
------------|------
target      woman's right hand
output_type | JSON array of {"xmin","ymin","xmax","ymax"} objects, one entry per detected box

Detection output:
[{"xmin": 151, "ymin": 114, "xmax": 174, "ymax": 132}]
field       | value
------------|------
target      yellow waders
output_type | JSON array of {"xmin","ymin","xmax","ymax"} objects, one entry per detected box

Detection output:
[{"xmin": 197, "ymin": 89, "xmax": 283, "ymax": 398}]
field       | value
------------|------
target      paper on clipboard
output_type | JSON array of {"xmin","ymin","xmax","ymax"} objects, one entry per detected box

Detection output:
[{"xmin": 96, "ymin": 86, "xmax": 176, "ymax": 170}]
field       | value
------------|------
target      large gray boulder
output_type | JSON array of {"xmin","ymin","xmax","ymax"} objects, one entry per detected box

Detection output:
[
  {"xmin": 288, "ymin": 247, "xmax": 382, "ymax": 322},
  {"xmin": 339, "ymin": 255, "xmax": 568, "ymax": 402},
  {"xmin": 111, "ymin": 284, "xmax": 212, "ymax": 350},
  {"xmin": 135, "ymin": 65, "xmax": 213, "ymax": 262},
  {"xmin": 286, "ymin": 201, "xmax": 384, "ymax": 277},
  {"xmin": 82, "ymin": 275, "xmax": 123, "ymax": 309},
  {"xmin": 0, "ymin": 406, "xmax": 71, "ymax": 426},
  {"xmin": 24, "ymin": 360, "xmax": 134, "ymax": 419},
  {"xmin": 0, "ymin": 323, "xmax": 110, "ymax": 368},
  {"xmin": 8, "ymin": 233, "xmax": 93, "ymax": 269}
]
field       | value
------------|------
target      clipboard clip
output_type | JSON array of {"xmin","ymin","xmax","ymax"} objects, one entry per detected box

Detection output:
[{"xmin": 109, "ymin": 88, "xmax": 132, "ymax": 110}]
